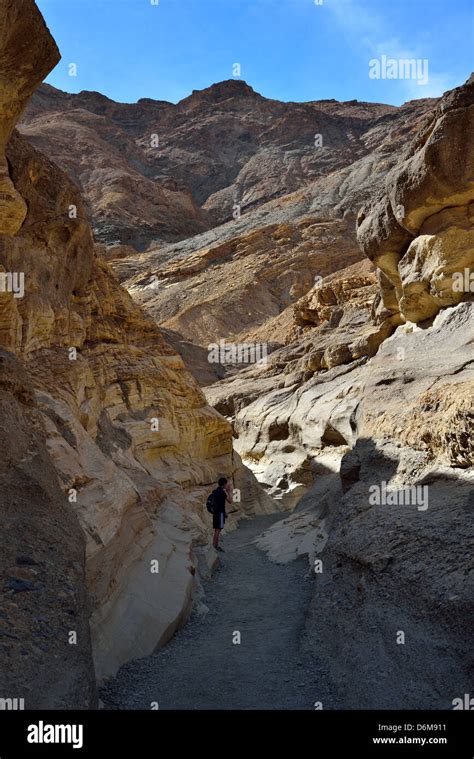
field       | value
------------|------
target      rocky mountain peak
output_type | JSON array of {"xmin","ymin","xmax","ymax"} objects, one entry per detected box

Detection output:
[{"xmin": 183, "ymin": 78, "xmax": 259, "ymax": 104}]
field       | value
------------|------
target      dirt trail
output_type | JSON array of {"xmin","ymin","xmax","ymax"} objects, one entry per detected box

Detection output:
[{"xmin": 101, "ymin": 514, "xmax": 331, "ymax": 710}]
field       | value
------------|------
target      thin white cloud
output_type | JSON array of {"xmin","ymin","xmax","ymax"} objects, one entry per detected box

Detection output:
[{"xmin": 325, "ymin": 0, "xmax": 458, "ymax": 101}]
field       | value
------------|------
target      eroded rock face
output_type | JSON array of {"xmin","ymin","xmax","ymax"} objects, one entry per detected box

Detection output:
[
  {"xmin": 302, "ymin": 437, "xmax": 474, "ymax": 709},
  {"xmin": 2, "ymin": 128, "xmax": 240, "ymax": 681},
  {"xmin": 0, "ymin": 0, "xmax": 59, "ymax": 234},
  {"xmin": 223, "ymin": 299, "xmax": 473, "ymax": 707},
  {"xmin": 204, "ymin": 259, "xmax": 385, "ymax": 504},
  {"xmin": 0, "ymin": 0, "xmax": 96, "ymax": 708},
  {"xmin": 203, "ymin": 79, "xmax": 473, "ymax": 511},
  {"xmin": 201, "ymin": 76, "xmax": 473, "ymax": 707},
  {"xmin": 208, "ymin": 285, "xmax": 473, "ymax": 511},
  {"xmin": 0, "ymin": 350, "xmax": 96, "ymax": 709},
  {"xmin": 122, "ymin": 218, "xmax": 365, "ymax": 351},
  {"xmin": 357, "ymin": 77, "xmax": 474, "ymax": 325}
]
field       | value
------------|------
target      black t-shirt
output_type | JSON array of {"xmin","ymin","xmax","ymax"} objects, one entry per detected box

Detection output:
[{"xmin": 212, "ymin": 487, "xmax": 227, "ymax": 514}]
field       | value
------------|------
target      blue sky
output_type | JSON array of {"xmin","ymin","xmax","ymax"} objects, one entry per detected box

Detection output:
[{"xmin": 37, "ymin": 0, "xmax": 473, "ymax": 106}]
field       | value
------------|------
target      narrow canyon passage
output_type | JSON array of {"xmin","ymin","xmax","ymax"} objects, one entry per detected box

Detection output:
[{"xmin": 101, "ymin": 513, "xmax": 330, "ymax": 710}]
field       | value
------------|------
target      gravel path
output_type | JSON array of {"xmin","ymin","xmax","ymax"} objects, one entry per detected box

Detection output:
[{"xmin": 101, "ymin": 513, "xmax": 327, "ymax": 710}]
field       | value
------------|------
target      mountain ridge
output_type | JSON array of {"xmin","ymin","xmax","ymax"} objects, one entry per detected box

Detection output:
[{"xmin": 19, "ymin": 80, "xmax": 437, "ymax": 250}]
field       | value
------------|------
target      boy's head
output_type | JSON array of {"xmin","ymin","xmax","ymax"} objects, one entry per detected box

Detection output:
[{"xmin": 218, "ymin": 477, "xmax": 228, "ymax": 488}]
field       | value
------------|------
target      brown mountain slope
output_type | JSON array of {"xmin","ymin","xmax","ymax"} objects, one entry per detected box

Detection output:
[
  {"xmin": 108, "ymin": 92, "xmax": 436, "ymax": 378},
  {"xmin": 19, "ymin": 80, "xmax": 436, "ymax": 251}
]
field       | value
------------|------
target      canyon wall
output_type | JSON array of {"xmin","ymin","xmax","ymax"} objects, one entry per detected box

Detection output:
[
  {"xmin": 0, "ymin": 0, "xmax": 272, "ymax": 703},
  {"xmin": 0, "ymin": 0, "xmax": 96, "ymax": 709},
  {"xmin": 358, "ymin": 76, "xmax": 474, "ymax": 326},
  {"xmin": 207, "ymin": 77, "xmax": 473, "ymax": 707},
  {"xmin": 205, "ymin": 77, "xmax": 473, "ymax": 503}
]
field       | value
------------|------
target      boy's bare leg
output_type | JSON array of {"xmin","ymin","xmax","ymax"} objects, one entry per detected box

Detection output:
[{"xmin": 213, "ymin": 528, "xmax": 221, "ymax": 549}]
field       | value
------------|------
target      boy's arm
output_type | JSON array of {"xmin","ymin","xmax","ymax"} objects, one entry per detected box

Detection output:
[{"xmin": 225, "ymin": 481, "xmax": 233, "ymax": 504}]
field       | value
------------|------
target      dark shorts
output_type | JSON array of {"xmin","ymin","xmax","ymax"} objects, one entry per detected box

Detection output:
[{"xmin": 213, "ymin": 510, "xmax": 225, "ymax": 530}]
